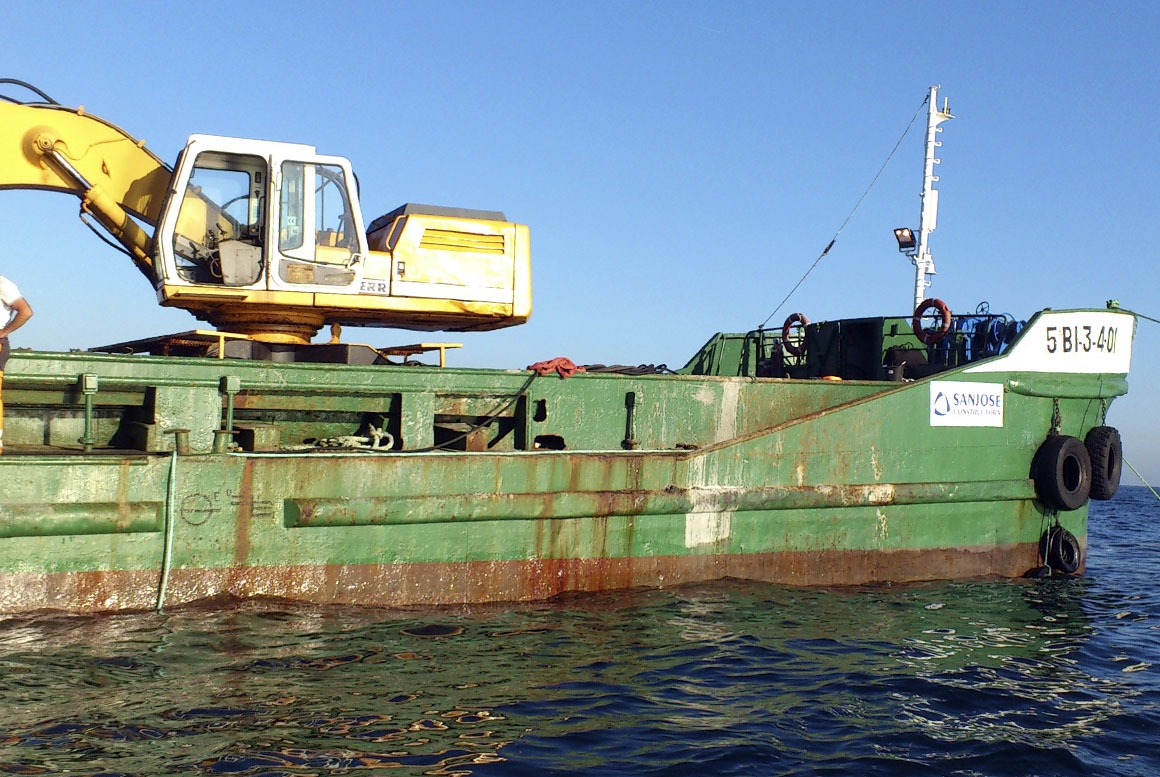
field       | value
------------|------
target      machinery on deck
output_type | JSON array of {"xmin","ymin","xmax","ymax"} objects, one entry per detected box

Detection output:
[{"xmin": 0, "ymin": 80, "xmax": 530, "ymax": 348}]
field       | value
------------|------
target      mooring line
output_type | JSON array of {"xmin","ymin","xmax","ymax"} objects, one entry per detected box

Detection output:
[
  {"xmin": 1116, "ymin": 310, "xmax": 1159, "ymax": 503},
  {"xmin": 1124, "ymin": 457, "xmax": 1160, "ymax": 502},
  {"xmin": 759, "ymin": 94, "xmax": 929, "ymax": 329}
]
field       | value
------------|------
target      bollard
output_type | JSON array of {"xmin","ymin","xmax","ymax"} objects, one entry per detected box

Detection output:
[
  {"xmin": 164, "ymin": 428, "xmax": 191, "ymax": 456},
  {"xmin": 212, "ymin": 428, "xmax": 237, "ymax": 454}
]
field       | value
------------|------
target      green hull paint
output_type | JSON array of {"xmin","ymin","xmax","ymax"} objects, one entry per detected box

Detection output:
[{"xmin": 0, "ymin": 307, "xmax": 1133, "ymax": 613}]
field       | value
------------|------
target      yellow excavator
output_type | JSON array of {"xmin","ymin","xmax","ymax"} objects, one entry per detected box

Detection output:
[{"xmin": 0, "ymin": 79, "xmax": 530, "ymax": 349}]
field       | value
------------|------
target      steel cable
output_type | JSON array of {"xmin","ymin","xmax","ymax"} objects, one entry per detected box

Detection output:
[{"xmin": 759, "ymin": 94, "xmax": 930, "ymax": 329}]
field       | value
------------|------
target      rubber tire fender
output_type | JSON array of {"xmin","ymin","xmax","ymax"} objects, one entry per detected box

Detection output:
[
  {"xmin": 1041, "ymin": 526, "xmax": 1082, "ymax": 575},
  {"xmin": 1085, "ymin": 426, "xmax": 1122, "ymax": 501},
  {"xmin": 912, "ymin": 298, "xmax": 952, "ymax": 345},
  {"xmin": 782, "ymin": 313, "xmax": 809, "ymax": 357},
  {"xmin": 1032, "ymin": 435, "xmax": 1092, "ymax": 511}
]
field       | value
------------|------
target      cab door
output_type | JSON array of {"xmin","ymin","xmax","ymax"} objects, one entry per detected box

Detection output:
[{"xmin": 269, "ymin": 158, "xmax": 365, "ymax": 292}]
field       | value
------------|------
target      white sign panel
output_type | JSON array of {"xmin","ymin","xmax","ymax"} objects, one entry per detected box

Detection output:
[
  {"xmin": 966, "ymin": 310, "xmax": 1133, "ymax": 375},
  {"xmin": 929, "ymin": 381, "xmax": 1004, "ymax": 427}
]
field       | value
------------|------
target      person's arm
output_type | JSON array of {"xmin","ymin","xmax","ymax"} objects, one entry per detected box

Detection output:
[{"xmin": 1, "ymin": 298, "xmax": 33, "ymax": 338}]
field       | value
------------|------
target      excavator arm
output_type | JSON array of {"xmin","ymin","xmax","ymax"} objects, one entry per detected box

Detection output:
[{"xmin": 0, "ymin": 82, "xmax": 172, "ymax": 280}]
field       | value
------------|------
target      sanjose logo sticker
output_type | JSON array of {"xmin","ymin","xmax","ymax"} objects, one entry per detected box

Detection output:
[{"xmin": 929, "ymin": 381, "xmax": 1004, "ymax": 427}]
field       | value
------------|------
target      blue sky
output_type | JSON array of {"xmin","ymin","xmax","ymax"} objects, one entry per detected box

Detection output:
[{"xmin": 3, "ymin": 1, "xmax": 1159, "ymax": 483}]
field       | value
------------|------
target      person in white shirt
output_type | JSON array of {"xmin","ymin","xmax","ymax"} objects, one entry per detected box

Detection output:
[{"xmin": 0, "ymin": 275, "xmax": 34, "ymax": 454}]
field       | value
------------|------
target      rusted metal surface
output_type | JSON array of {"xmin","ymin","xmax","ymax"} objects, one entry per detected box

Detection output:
[{"xmin": 0, "ymin": 541, "xmax": 1055, "ymax": 614}]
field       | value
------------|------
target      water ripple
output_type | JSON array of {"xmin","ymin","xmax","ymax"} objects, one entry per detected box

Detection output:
[{"xmin": 0, "ymin": 488, "xmax": 1158, "ymax": 775}]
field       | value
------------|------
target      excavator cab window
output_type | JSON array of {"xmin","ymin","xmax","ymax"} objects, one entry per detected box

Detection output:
[
  {"xmin": 277, "ymin": 161, "xmax": 359, "ymax": 286},
  {"xmin": 172, "ymin": 151, "xmax": 265, "ymax": 286}
]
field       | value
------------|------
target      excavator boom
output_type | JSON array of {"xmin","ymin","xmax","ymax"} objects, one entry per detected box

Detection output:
[{"xmin": 0, "ymin": 97, "xmax": 172, "ymax": 277}]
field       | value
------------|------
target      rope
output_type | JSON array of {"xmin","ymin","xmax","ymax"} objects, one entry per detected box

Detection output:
[
  {"xmin": 1124, "ymin": 457, "xmax": 1160, "ymax": 502},
  {"xmin": 582, "ymin": 363, "xmax": 674, "ymax": 375},
  {"xmin": 527, "ymin": 357, "xmax": 585, "ymax": 378},
  {"xmin": 414, "ymin": 371, "xmax": 539, "ymax": 453},
  {"xmin": 1113, "ymin": 314, "xmax": 1157, "ymax": 503},
  {"xmin": 247, "ymin": 372, "xmax": 539, "ymax": 455},
  {"xmin": 759, "ymin": 94, "xmax": 930, "ymax": 329}
]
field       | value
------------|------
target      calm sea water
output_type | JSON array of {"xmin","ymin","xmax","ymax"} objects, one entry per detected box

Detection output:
[{"xmin": 1, "ymin": 488, "xmax": 1158, "ymax": 776}]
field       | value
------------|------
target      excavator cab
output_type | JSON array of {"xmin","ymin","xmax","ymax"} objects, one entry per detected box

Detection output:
[
  {"xmin": 161, "ymin": 138, "xmax": 363, "ymax": 294},
  {"xmin": 152, "ymin": 135, "xmax": 530, "ymax": 342}
]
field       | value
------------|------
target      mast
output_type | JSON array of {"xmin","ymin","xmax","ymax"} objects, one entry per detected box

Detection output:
[{"xmin": 896, "ymin": 86, "xmax": 954, "ymax": 311}]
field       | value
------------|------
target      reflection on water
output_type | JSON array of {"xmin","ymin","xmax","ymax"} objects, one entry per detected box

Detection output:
[{"xmin": 0, "ymin": 488, "xmax": 1157, "ymax": 776}]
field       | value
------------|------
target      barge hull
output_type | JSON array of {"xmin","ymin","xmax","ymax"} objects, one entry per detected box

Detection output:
[
  {"xmin": 0, "ymin": 444, "xmax": 1069, "ymax": 613},
  {"xmin": 0, "ymin": 306, "xmax": 1132, "ymax": 614}
]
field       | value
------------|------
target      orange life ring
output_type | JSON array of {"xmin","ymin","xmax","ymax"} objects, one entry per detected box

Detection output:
[
  {"xmin": 782, "ymin": 313, "xmax": 809, "ymax": 356},
  {"xmin": 912, "ymin": 298, "xmax": 952, "ymax": 345}
]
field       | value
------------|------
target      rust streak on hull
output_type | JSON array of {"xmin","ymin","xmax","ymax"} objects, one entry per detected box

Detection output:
[{"xmin": 0, "ymin": 542, "xmax": 1056, "ymax": 614}]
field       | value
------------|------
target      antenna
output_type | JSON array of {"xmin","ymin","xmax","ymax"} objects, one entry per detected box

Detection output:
[{"xmin": 894, "ymin": 86, "xmax": 954, "ymax": 311}]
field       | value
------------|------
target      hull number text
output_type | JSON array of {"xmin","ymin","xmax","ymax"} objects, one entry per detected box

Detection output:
[{"xmin": 1045, "ymin": 325, "xmax": 1117, "ymax": 355}]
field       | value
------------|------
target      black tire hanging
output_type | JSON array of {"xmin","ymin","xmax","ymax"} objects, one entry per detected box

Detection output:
[
  {"xmin": 1032, "ymin": 435, "xmax": 1092, "ymax": 511},
  {"xmin": 1085, "ymin": 426, "xmax": 1122, "ymax": 501},
  {"xmin": 1041, "ymin": 526, "xmax": 1082, "ymax": 574}
]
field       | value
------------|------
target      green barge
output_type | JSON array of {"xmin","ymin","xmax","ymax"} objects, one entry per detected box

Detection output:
[
  {"xmin": 0, "ymin": 302, "xmax": 1134, "ymax": 613},
  {"xmin": 0, "ymin": 82, "xmax": 1136, "ymax": 613}
]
